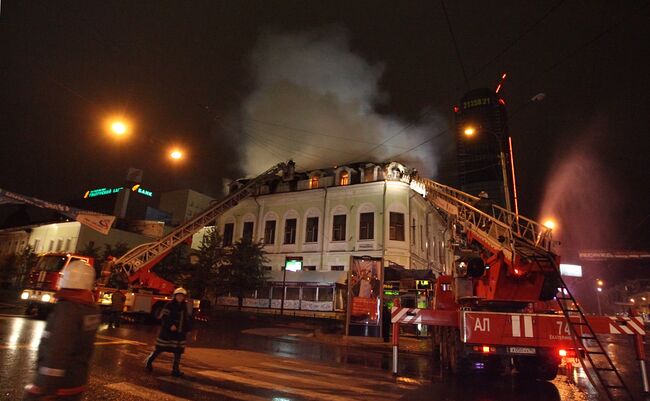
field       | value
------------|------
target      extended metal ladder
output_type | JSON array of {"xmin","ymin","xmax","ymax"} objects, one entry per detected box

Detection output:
[
  {"xmin": 414, "ymin": 176, "xmax": 634, "ymax": 400},
  {"xmin": 114, "ymin": 161, "xmax": 289, "ymax": 274}
]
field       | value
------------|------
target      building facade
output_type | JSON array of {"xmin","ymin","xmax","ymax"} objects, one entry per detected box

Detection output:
[{"xmin": 196, "ymin": 162, "xmax": 453, "ymax": 275}]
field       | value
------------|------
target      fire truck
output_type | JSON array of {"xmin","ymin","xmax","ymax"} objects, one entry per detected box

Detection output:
[
  {"xmin": 20, "ymin": 162, "xmax": 291, "ymax": 320},
  {"xmin": 20, "ymin": 253, "xmax": 94, "ymax": 318},
  {"xmin": 390, "ymin": 177, "xmax": 642, "ymax": 400}
]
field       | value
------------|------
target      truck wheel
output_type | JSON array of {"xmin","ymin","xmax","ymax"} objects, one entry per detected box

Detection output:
[
  {"xmin": 515, "ymin": 356, "xmax": 559, "ymax": 381},
  {"xmin": 484, "ymin": 355, "xmax": 503, "ymax": 376}
]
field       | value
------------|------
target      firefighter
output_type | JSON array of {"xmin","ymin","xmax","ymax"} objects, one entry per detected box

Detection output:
[
  {"xmin": 145, "ymin": 287, "xmax": 192, "ymax": 377},
  {"xmin": 23, "ymin": 260, "xmax": 101, "ymax": 401},
  {"xmin": 109, "ymin": 289, "xmax": 126, "ymax": 328}
]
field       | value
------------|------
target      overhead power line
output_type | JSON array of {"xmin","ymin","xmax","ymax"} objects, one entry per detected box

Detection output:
[{"xmin": 440, "ymin": 0, "xmax": 470, "ymax": 89}]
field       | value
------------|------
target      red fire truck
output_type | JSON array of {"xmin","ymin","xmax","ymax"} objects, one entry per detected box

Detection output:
[
  {"xmin": 20, "ymin": 253, "xmax": 94, "ymax": 318},
  {"xmin": 389, "ymin": 177, "xmax": 643, "ymax": 400}
]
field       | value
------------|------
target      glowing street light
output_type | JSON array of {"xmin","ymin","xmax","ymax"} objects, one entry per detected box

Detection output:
[
  {"xmin": 595, "ymin": 278, "xmax": 604, "ymax": 315},
  {"xmin": 463, "ymin": 126, "xmax": 476, "ymax": 136},
  {"xmin": 169, "ymin": 149, "xmax": 183, "ymax": 161},
  {"xmin": 542, "ymin": 219, "xmax": 557, "ymax": 230},
  {"xmin": 597, "ymin": 279, "xmax": 604, "ymax": 287},
  {"xmin": 110, "ymin": 120, "xmax": 128, "ymax": 136}
]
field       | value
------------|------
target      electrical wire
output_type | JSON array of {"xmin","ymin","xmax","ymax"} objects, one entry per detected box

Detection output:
[{"xmin": 440, "ymin": 0, "xmax": 469, "ymax": 89}]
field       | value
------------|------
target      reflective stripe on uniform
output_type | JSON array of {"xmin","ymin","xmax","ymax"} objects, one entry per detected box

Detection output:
[{"xmin": 39, "ymin": 366, "xmax": 66, "ymax": 377}]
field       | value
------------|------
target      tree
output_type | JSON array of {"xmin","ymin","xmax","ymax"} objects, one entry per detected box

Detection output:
[
  {"xmin": 178, "ymin": 228, "xmax": 225, "ymax": 301},
  {"xmin": 16, "ymin": 245, "xmax": 38, "ymax": 288},
  {"xmin": 0, "ymin": 254, "xmax": 18, "ymax": 289},
  {"xmin": 216, "ymin": 238, "xmax": 268, "ymax": 309}
]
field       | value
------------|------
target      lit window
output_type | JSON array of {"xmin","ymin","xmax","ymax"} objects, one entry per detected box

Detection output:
[
  {"xmin": 339, "ymin": 171, "xmax": 349, "ymax": 186},
  {"xmin": 310, "ymin": 175, "xmax": 320, "ymax": 189}
]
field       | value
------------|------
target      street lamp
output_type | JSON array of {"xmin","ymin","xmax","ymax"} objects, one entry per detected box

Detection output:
[
  {"xmin": 169, "ymin": 149, "xmax": 184, "ymax": 161},
  {"xmin": 462, "ymin": 125, "xmax": 512, "ymax": 212}
]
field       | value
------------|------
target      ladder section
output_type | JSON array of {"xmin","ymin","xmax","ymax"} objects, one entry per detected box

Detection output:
[
  {"xmin": 115, "ymin": 162, "xmax": 288, "ymax": 274},
  {"xmin": 546, "ymin": 255, "xmax": 635, "ymax": 401},
  {"xmin": 415, "ymin": 177, "xmax": 554, "ymax": 253}
]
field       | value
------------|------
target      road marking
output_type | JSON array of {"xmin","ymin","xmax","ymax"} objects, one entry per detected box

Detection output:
[
  {"xmin": 257, "ymin": 362, "xmax": 397, "ymax": 387},
  {"xmin": 106, "ymin": 382, "xmax": 190, "ymax": 401},
  {"xmin": 230, "ymin": 366, "xmax": 391, "ymax": 397},
  {"xmin": 96, "ymin": 334, "xmax": 147, "ymax": 346},
  {"xmin": 197, "ymin": 370, "xmax": 363, "ymax": 401},
  {"xmin": 158, "ymin": 376, "xmax": 268, "ymax": 401}
]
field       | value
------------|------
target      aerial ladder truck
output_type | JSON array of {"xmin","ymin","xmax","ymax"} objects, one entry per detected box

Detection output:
[
  {"xmin": 23, "ymin": 162, "xmax": 290, "ymax": 320},
  {"xmin": 391, "ymin": 177, "xmax": 643, "ymax": 401}
]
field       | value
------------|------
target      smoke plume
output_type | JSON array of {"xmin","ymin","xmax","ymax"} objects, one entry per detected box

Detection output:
[{"xmin": 237, "ymin": 26, "xmax": 444, "ymax": 177}]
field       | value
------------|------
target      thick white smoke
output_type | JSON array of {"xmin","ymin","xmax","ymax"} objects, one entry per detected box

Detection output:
[{"xmin": 239, "ymin": 26, "xmax": 445, "ymax": 177}]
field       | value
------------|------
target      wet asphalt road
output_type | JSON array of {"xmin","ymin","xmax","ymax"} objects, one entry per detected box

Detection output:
[{"xmin": 0, "ymin": 296, "xmax": 646, "ymax": 401}]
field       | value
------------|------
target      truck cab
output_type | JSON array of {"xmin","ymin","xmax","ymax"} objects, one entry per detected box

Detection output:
[{"xmin": 20, "ymin": 253, "xmax": 94, "ymax": 318}]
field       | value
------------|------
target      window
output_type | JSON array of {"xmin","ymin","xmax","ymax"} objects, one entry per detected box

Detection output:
[
  {"xmin": 339, "ymin": 171, "xmax": 349, "ymax": 186},
  {"xmin": 310, "ymin": 175, "xmax": 319, "ymax": 189},
  {"xmin": 264, "ymin": 220, "xmax": 276, "ymax": 244},
  {"xmin": 318, "ymin": 287, "xmax": 334, "ymax": 302},
  {"xmin": 364, "ymin": 166, "xmax": 375, "ymax": 182},
  {"xmin": 332, "ymin": 214, "xmax": 346, "ymax": 241},
  {"xmin": 389, "ymin": 212, "xmax": 405, "ymax": 241},
  {"xmin": 359, "ymin": 212, "xmax": 374, "ymax": 240},
  {"xmin": 305, "ymin": 217, "xmax": 319, "ymax": 243},
  {"xmin": 302, "ymin": 288, "xmax": 317, "ymax": 301},
  {"xmin": 303, "ymin": 265, "xmax": 316, "ymax": 271},
  {"xmin": 33, "ymin": 239, "xmax": 41, "ymax": 253},
  {"xmin": 55, "ymin": 239, "xmax": 63, "ymax": 252},
  {"xmin": 272, "ymin": 287, "xmax": 284, "ymax": 299},
  {"xmin": 331, "ymin": 265, "xmax": 344, "ymax": 271},
  {"xmin": 263, "ymin": 266, "xmax": 273, "ymax": 271},
  {"xmin": 242, "ymin": 221, "xmax": 254, "ymax": 242},
  {"xmin": 64, "ymin": 238, "xmax": 71, "ymax": 252},
  {"xmin": 284, "ymin": 218, "xmax": 297, "ymax": 244},
  {"xmin": 286, "ymin": 287, "xmax": 300, "ymax": 300},
  {"xmin": 411, "ymin": 218, "xmax": 416, "ymax": 245},
  {"xmin": 223, "ymin": 223, "xmax": 234, "ymax": 246}
]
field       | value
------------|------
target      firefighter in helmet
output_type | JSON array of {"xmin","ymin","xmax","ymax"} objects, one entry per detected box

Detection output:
[
  {"xmin": 145, "ymin": 287, "xmax": 192, "ymax": 377},
  {"xmin": 24, "ymin": 260, "xmax": 101, "ymax": 401}
]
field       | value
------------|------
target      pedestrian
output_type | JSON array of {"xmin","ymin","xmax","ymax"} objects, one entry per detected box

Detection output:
[
  {"xmin": 109, "ymin": 289, "xmax": 126, "ymax": 328},
  {"xmin": 145, "ymin": 287, "xmax": 192, "ymax": 377},
  {"xmin": 23, "ymin": 260, "xmax": 101, "ymax": 401}
]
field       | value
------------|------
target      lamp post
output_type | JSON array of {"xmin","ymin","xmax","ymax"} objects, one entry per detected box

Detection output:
[{"xmin": 463, "ymin": 126, "xmax": 512, "ymax": 212}]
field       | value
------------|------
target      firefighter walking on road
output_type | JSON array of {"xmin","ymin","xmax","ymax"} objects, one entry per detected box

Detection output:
[
  {"xmin": 24, "ymin": 261, "xmax": 101, "ymax": 401},
  {"xmin": 145, "ymin": 287, "xmax": 192, "ymax": 377}
]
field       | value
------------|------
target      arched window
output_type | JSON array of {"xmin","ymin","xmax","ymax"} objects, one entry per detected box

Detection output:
[{"xmin": 339, "ymin": 171, "xmax": 349, "ymax": 186}]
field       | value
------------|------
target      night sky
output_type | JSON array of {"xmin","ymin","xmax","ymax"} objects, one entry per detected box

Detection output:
[{"xmin": 2, "ymin": 1, "xmax": 650, "ymax": 263}]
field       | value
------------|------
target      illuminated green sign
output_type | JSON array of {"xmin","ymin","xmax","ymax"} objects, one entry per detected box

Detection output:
[
  {"xmin": 132, "ymin": 185, "xmax": 153, "ymax": 197},
  {"xmin": 84, "ymin": 187, "xmax": 123, "ymax": 198},
  {"xmin": 285, "ymin": 257, "xmax": 303, "ymax": 272}
]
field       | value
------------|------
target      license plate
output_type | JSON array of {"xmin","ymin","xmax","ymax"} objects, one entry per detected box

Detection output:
[{"xmin": 508, "ymin": 346, "xmax": 536, "ymax": 355}]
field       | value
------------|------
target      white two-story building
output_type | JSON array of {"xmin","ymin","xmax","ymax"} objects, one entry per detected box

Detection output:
[{"xmin": 196, "ymin": 161, "xmax": 454, "ymax": 317}]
